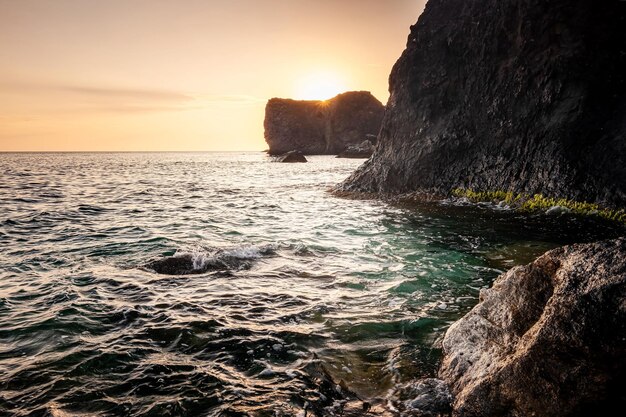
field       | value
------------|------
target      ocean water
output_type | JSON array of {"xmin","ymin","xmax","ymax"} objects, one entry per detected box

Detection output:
[{"xmin": 0, "ymin": 152, "xmax": 621, "ymax": 416}]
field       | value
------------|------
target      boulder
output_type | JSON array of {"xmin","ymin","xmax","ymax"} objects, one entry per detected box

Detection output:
[
  {"xmin": 439, "ymin": 237, "xmax": 626, "ymax": 416},
  {"xmin": 336, "ymin": 140, "xmax": 375, "ymax": 159},
  {"xmin": 264, "ymin": 91, "xmax": 384, "ymax": 155},
  {"xmin": 273, "ymin": 150, "xmax": 308, "ymax": 163},
  {"xmin": 340, "ymin": 0, "xmax": 626, "ymax": 207},
  {"xmin": 146, "ymin": 255, "xmax": 198, "ymax": 275}
]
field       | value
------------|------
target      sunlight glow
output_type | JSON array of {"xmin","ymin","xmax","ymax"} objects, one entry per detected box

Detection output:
[{"xmin": 293, "ymin": 71, "xmax": 347, "ymax": 101}]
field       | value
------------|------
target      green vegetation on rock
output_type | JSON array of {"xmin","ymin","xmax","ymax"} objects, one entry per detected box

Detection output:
[{"xmin": 452, "ymin": 188, "xmax": 626, "ymax": 224}]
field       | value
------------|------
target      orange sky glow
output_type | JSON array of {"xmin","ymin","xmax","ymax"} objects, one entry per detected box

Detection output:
[{"xmin": 0, "ymin": 0, "xmax": 426, "ymax": 151}]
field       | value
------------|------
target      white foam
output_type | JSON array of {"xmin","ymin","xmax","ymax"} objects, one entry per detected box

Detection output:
[{"xmin": 175, "ymin": 243, "xmax": 276, "ymax": 270}]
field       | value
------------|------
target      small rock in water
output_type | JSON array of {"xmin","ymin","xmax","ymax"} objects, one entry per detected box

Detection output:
[
  {"xmin": 336, "ymin": 140, "xmax": 374, "ymax": 158},
  {"xmin": 273, "ymin": 150, "xmax": 307, "ymax": 163},
  {"xmin": 146, "ymin": 254, "xmax": 196, "ymax": 275},
  {"xmin": 272, "ymin": 343, "xmax": 283, "ymax": 351}
]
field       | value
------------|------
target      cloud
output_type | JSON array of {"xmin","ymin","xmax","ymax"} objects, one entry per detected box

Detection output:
[
  {"xmin": 60, "ymin": 86, "xmax": 194, "ymax": 102},
  {"xmin": 0, "ymin": 80, "xmax": 189, "ymax": 100},
  {"xmin": 0, "ymin": 80, "xmax": 265, "ymax": 113},
  {"xmin": 0, "ymin": 115, "xmax": 38, "ymax": 123}
]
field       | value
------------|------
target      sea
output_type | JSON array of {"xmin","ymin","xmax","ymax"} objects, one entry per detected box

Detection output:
[{"xmin": 0, "ymin": 152, "xmax": 621, "ymax": 416}]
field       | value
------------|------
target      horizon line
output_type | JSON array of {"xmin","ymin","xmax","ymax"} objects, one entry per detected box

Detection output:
[{"xmin": 0, "ymin": 150, "xmax": 267, "ymax": 154}]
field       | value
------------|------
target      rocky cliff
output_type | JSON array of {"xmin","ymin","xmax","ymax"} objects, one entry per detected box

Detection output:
[
  {"xmin": 438, "ymin": 237, "xmax": 626, "ymax": 416},
  {"xmin": 264, "ymin": 91, "xmax": 384, "ymax": 155},
  {"xmin": 341, "ymin": 0, "xmax": 626, "ymax": 207}
]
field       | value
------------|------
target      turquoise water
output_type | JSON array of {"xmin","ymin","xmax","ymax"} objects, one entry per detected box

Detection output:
[{"xmin": 0, "ymin": 152, "xmax": 621, "ymax": 416}]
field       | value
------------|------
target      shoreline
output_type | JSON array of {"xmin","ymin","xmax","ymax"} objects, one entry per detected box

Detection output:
[{"xmin": 330, "ymin": 187, "xmax": 626, "ymax": 228}]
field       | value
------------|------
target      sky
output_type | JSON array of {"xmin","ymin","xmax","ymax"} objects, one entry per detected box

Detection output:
[{"xmin": 0, "ymin": 0, "xmax": 426, "ymax": 151}]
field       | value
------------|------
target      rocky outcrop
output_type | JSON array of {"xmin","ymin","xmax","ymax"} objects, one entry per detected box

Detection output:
[
  {"xmin": 438, "ymin": 237, "xmax": 626, "ymax": 416},
  {"xmin": 272, "ymin": 150, "xmax": 308, "ymax": 163},
  {"xmin": 264, "ymin": 91, "xmax": 384, "ymax": 155},
  {"xmin": 341, "ymin": 0, "xmax": 626, "ymax": 207},
  {"xmin": 336, "ymin": 139, "xmax": 375, "ymax": 159}
]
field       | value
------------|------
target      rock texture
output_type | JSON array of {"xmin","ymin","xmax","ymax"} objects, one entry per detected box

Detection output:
[
  {"xmin": 147, "ymin": 255, "xmax": 204, "ymax": 275},
  {"xmin": 264, "ymin": 91, "xmax": 384, "ymax": 155},
  {"xmin": 341, "ymin": 0, "xmax": 626, "ymax": 207},
  {"xmin": 439, "ymin": 237, "xmax": 626, "ymax": 416}
]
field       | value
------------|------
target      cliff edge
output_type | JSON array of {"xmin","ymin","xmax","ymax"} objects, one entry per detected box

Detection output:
[
  {"xmin": 341, "ymin": 0, "xmax": 626, "ymax": 207},
  {"xmin": 264, "ymin": 91, "xmax": 384, "ymax": 155}
]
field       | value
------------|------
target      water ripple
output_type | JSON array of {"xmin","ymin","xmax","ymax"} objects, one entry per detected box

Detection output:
[{"xmin": 0, "ymin": 152, "xmax": 621, "ymax": 416}]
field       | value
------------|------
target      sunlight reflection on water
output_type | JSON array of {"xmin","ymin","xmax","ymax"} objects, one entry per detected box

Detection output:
[{"xmin": 0, "ymin": 152, "xmax": 621, "ymax": 416}]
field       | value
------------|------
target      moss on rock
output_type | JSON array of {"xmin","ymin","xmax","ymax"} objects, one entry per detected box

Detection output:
[{"xmin": 452, "ymin": 188, "xmax": 626, "ymax": 225}]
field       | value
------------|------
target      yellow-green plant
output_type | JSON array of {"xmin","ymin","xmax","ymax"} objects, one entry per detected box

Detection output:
[{"xmin": 452, "ymin": 188, "xmax": 626, "ymax": 224}]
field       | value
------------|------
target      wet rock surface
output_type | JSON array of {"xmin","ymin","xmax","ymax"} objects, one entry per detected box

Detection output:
[
  {"xmin": 439, "ymin": 237, "xmax": 626, "ymax": 416},
  {"xmin": 264, "ymin": 91, "xmax": 384, "ymax": 155},
  {"xmin": 341, "ymin": 0, "xmax": 626, "ymax": 207},
  {"xmin": 145, "ymin": 245, "xmax": 275, "ymax": 275},
  {"xmin": 146, "ymin": 254, "xmax": 200, "ymax": 275},
  {"xmin": 146, "ymin": 254, "xmax": 243, "ymax": 275}
]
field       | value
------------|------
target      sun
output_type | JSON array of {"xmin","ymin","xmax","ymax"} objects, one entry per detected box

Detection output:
[{"xmin": 294, "ymin": 71, "xmax": 347, "ymax": 101}]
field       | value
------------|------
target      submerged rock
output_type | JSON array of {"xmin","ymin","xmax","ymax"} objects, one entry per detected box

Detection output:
[
  {"xmin": 296, "ymin": 361, "xmax": 390, "ymax": 417},
  {"xmin": 341, "ymin": 0, "xmax": 626, "ymax": 207},
  {"xmin": 146, "ymin": 254, "xmax": 239, "ymax": 275},
  {"xmin": 146, "ymin": 245, "xmax": 274, "ymax": 275},
  {"xmin": 146, "ymin": 255, "xmax": 199, "ymax": 275},
  {"xmin": 264, "ymin": 91, "xmax": 384, "ymax": 155},
  {"xmin": 439, "ymin": 237, "xmax": 626, "ymax": 416},
  {"xmin": 395, "ymin": 378, "xmax": 453, "ymax": 417},
  {"xmin": 273, "ymin": 150, "xmax": 308, "ymax": 163}
]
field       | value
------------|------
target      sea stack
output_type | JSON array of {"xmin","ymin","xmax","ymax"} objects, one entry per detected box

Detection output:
[
  {"xmin": 340, "ymin": 0, "xmax": 626, "ymax": 207},
  {"xmin": 264, "ymin": 91, "xmax": 384, "ymax": 156}
]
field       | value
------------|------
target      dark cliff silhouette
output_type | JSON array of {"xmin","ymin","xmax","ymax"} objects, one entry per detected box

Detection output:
[
  {"xmin": 264, "ymin": 91, "xmax": 384, "ymax": 155},
  {"xmin": 341, "ymin": 0, "xmax": 626, "ymax": 207}
]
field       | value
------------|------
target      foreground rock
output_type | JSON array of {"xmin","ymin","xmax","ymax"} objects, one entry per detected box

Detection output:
[
  {"xmin": 272, "ymin": 150, "xmax": 308, "ymax": 163},
  {"xmin": 341, "ymin": 0, "xmax": 626, "ymax": 207},
  {"xmin": 264, "ymin": 91, "xmax": 384, "ymax": 155},
  {"xmin": 439, "ymin": 237, "xmax": 626, "ymax": 416}
]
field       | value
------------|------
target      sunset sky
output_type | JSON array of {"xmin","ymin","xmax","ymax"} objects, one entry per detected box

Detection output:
[{"xmin": 0, "ymin": 0, "xmax": 426, "ymax": 151}]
